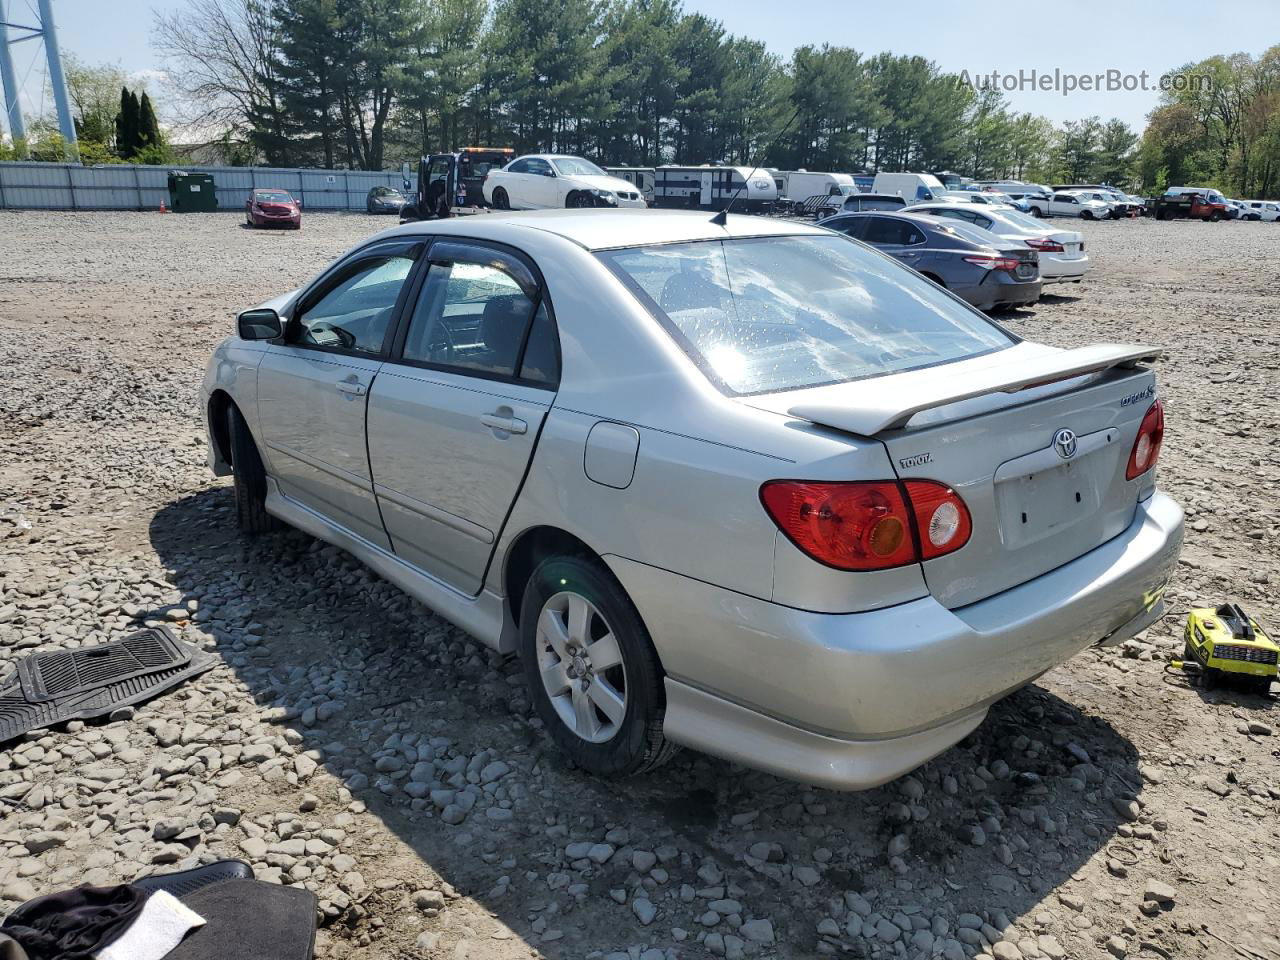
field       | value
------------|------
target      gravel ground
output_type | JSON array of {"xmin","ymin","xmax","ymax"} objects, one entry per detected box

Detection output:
[{"xmin": 2, "ymin": 210, "xmax": 1279, "ymax": 960}]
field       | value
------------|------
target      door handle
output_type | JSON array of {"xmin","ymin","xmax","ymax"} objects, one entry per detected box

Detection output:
[
  {"xmin": 335, "ymin": 380, "xmax": 367, "ymax": 397},
  {"xmin": 480, "ymin": 413, "xmax": 527, "ymax": 435}
]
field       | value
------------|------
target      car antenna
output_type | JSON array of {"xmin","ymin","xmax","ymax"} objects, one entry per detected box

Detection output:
[{"xmin": 710, "ymin": 107, "xmax": 801, "ymax": 227}]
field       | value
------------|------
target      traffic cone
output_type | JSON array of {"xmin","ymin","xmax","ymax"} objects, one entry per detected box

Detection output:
[{"xmin": 159, "ymin": 199, "xmax": 168, "ymax": 213}]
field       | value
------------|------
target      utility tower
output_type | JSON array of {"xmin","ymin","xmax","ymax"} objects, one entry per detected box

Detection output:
[{"xmin": 0, "ymin": 0, "xmax": 79, "ymax": 161}]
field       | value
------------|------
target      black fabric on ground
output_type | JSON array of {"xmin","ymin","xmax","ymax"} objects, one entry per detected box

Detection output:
[
  {"xmin": 165, "ymin": 880, "xmax": 316, "ymax": 960},
  {"xmin": 0, "ymin": 883, "xmax": 146, "ymax": 960}
]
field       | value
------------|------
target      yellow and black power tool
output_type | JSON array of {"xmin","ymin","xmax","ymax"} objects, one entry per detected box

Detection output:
[{"xmin": 1174, "ymin": 603, "xmax": 1278, "ymax": 695}]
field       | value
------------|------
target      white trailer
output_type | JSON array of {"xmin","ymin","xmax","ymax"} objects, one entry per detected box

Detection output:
[
  {"xmin": 783, "ymin": 171, "xmax": 858, "ymax": 204},
  {"xmin": 651, "ymin": 165, "xmax": 778, "ymax": 212}
]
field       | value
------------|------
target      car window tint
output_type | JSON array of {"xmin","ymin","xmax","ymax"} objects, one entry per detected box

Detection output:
[
  {"xmin": 295, "ymin": 254, "xmax": 415, "ymax": 355},
  {"xmin": 519, "ymin": 302, "xmax": 560, "ymax": 387},
  {"xmin": 508, "ymin": 159, "xmax": 530, "ymax": 174},
  {"xmin": 599, "ymin": 235, "xmax": 1013, "ymax": 395},
  {"xmin": 862, "ymin": 217, "xmax": 918, "ymax": 245},
  {"xmin": 527, "ymin": 159, "xmax": 553, "ymax": 177},
  {"xmin": 402, "ymin": 261, "xmax": 536, "ymax": 377}
]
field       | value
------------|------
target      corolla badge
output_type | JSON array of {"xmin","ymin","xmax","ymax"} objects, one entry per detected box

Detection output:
[{"xmin": 1053, "ymin": 428, "xmax": 1078, "ymax": 460}]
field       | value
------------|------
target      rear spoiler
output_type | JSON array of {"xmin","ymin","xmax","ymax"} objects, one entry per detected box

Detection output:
[{"xmin": 788, "ymin": 343, "xmax": 1161, "ymax": 436}]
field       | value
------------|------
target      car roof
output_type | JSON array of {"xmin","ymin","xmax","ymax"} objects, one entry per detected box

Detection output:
[{"xmin": 386, "ymin": 209, "xmax": 821, "ymax": 252}]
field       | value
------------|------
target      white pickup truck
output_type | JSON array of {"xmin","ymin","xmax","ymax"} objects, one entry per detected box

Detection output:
[{"xmin": 1026, "ymin": 191, "xmax": 1114, "ymax": 220}]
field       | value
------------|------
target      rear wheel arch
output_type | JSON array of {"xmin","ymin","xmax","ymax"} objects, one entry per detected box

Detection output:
[
  {"xmin": 503, "ymin": 525, "xmax": 601, "ymax": 627},
  {"xmin": 919, "ymin": 271, "xmax": 946, "ymax": 287}
]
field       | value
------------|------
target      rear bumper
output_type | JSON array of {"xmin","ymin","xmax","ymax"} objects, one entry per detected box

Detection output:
[
  {"xmin": 962, "ymin": 275, "xmax": 1042, "ymax": 309},
  {"xmin": 1041, "ymin": 253, "xmax": 1089, "ymax": 281},
  {"xmin": 608, "ymin": 491, "xmax": 1183, "ymax": 790}
]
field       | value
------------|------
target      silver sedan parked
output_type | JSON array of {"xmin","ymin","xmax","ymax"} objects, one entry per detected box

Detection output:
[{"xmin": 201, "ymin": 210, "xmax": 1183, "ymax": 790}]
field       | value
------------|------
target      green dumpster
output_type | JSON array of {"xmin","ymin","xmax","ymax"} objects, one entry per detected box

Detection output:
[{"xmin": 167, "ymin": 172, "xmax": 218, "ymax": 212}]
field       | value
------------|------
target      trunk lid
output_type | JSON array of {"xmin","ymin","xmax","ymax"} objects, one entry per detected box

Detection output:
[{"xmin": 747, "ymin": 342, "xmax": 1161, "ymax": 608}]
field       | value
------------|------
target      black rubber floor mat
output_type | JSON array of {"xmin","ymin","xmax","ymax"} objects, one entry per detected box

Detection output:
[
  {"xmin": 17, "ymin": 626, "xmax": 190, "ymax": 702},
  {"xmin": 134, "ymin": 860, "xmax": 255, "ymax": 899},
  {"xmin": 0, "ymin": 645, "xmax": 216, "ymax": 745},
  {"xmin": 165, "ymin": 880, "xmax": 317, "ymax": 960}
]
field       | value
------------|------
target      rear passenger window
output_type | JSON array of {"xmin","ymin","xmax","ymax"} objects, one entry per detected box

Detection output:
[
  {"xmin": 862, "ymin": 218, "xmax": 919, "ymax": 245},
  {"xmin": 403, "ymin": 261, "xmax": 534, "ymax": 377}
]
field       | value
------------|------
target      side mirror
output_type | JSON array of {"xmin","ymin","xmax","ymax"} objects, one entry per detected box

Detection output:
[{"xmin": 238, "ymin": 308, "xmax": 283, "ymax": 341}]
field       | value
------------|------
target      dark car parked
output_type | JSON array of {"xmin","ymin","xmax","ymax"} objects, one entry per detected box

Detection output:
[
  {"xmin": 821, "ymin": 211, "xmax": 1041, "ymax": 312},
  {"xmin": 366, "ymin": 186, "xmax": 407, "ymax": 214},
  {"xmin": 837, "ymin": 192, "xmax": 907, "ymax": 213}
]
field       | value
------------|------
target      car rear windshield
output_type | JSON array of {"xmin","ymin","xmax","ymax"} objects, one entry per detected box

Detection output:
[{"xmin": 597, "ymin": 235, "xmax": 1015, "ymax": 396}]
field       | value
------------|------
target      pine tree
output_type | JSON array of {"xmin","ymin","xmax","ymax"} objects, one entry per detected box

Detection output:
[
  {"xmin": 114, "ymin": 86, "xmax": 138, "ymax": 160},
  {"xmin": 138, "ymin": 93, "xmax": 162, "ymax": 152}
]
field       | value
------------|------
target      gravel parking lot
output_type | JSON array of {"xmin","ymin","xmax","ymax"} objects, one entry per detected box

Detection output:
[{"xmin": 2, "ymin": 210, "xmax": 1279, "ymax": 960}]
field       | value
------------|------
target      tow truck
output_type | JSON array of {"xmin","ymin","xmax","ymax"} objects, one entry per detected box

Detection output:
[{"xmin": 399, "ymin": 147, "xmax": 514, "ymax": 221}]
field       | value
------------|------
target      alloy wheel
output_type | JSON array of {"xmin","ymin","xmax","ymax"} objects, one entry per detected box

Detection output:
[{"xmin": 536, "ymin": 591, "xmax": 627, "ymax": 743}]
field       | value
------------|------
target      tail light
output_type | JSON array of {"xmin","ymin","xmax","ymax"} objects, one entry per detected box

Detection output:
[
  {"xmin": 1024, "ymin": 237, "xmax": 1065, "ymax": 253},
  {"xmin": 963, "ymin": 255, "xmax": 1020, "ymax": 271},
  {"xmin": 1126, "ymin": 399, "xmax": 1165, "ymax": 480},
  {"xmin": 760, "ymin": 480, "xmax": 971, "ymax": 571},
  {"xmin": 903, "ymin": 480, "xmax": 972, "ymax": 560}
]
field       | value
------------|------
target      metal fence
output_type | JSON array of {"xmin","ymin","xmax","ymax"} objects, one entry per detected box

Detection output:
[{"xmin": 0, "ymin": 162, "xmax": 405, "ymax": 212}]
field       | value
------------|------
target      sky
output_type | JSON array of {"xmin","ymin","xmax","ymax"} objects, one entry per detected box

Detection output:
[{"xmin": 5, "ymin": 0, "xmax": 1279, "ymax": 135}]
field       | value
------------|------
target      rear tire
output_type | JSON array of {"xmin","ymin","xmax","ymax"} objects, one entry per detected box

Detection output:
[
  {"xmin": 493, "ymin": 188, "xmax": 510, "ymax": 210},
  {"xmin": 519, "ymin": 555, "xmax": 677, "ymax": 778},
  {"xmin": 228, "ymin": 405, "xmax": 279, "ymax": 535}
]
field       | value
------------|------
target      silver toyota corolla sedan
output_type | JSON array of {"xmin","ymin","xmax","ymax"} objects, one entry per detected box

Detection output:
[{"xmin": 200, "ymin": 210, "xmax": 1183, "ymax": 790}]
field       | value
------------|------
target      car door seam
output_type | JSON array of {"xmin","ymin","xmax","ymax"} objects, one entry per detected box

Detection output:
[
  {"xmin": 361, "ymin": 368, "xmax": 393, "ymax": 542},
  {"xmin": 478, "ymin": 406, "xmax": 553, "ymax": 599}
]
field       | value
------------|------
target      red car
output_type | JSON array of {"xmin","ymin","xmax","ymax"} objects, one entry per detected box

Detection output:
[{"xmin": 245, "ymin": 188, "xmax": 301, "ymax": 229}]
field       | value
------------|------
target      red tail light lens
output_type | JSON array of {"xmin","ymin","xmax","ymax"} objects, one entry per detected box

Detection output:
[
  {"xmin": 1024, "ymin": 237, "xmax": 1065, "ymax": 253},
  {"xmin": 760, "ymin": 481, "xmax": 916, "ymax": 571},
  {"xmin": 903, "ymin": 480, "xmax": 973, "ymax": 560},
  {"xmin": 1126, "ymin": 399, "xmax": 1165, "ymax": 480},
  {"xmin": 760, "ymin": 480, "xmax": 971, "ymax": 571},
  {"xmin": 963, "ymin": 255, "xmax": 1020, "ymax": 271}
]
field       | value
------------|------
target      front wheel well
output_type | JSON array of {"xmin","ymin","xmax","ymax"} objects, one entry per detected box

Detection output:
[
  {"xmin": 503, "ymin": 526, "xmax": 600, "ymax": 627},
  {"xmin": 208, "ymin": 390, "xmax": 235, "ymax": 467}
]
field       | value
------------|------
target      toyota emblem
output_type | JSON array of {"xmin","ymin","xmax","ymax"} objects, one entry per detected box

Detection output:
[{"xmin": 1053, "ymin": 428, "xmax": 1077, "ymax": 459}]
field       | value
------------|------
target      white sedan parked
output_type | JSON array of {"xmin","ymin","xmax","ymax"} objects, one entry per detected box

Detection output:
[
  {"xmin": 1247, "ymin": 201, "xmax": 1280, "ymax": 221},
  {"xmin": 483, "ymin": 154, "xmax": 647, "ymax": 210}
]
